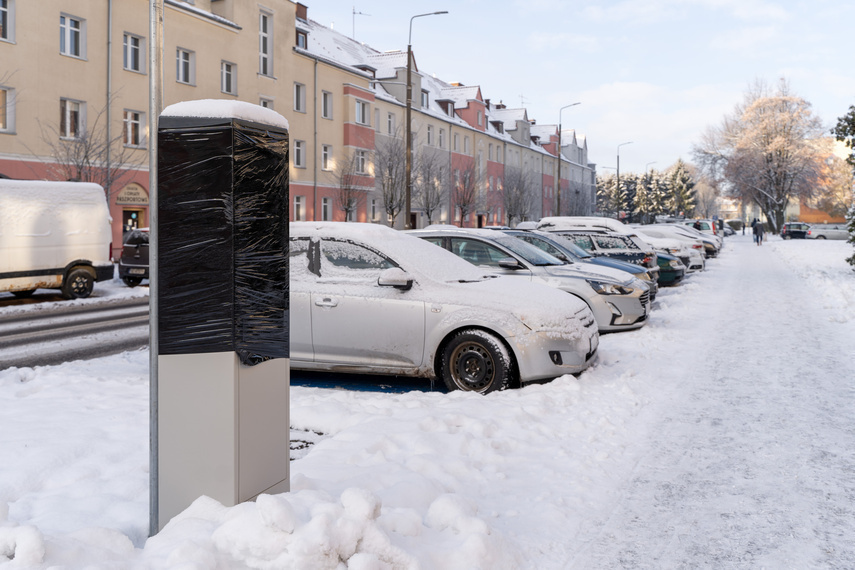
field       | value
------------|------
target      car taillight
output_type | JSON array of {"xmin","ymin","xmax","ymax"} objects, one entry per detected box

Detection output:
[
  {"xmin": 643, "ymin": 256, "xmax": 653, "ymax": 265},
  {"xmin": 808, "ymin": 230, "xmax": 811, "ymax": 235},
  {"xmin": 692, "ymin": 244, "xmax": 703, "ymax": 249}
]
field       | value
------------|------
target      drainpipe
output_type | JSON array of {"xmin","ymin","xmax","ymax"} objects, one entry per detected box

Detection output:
[
  {"xmin": 106, "ymin": 0, "xmax": 112, "ymax": 202},
  {"xmin": 312, "ymin": 58, "xmax": 318, "ymax": 221}
]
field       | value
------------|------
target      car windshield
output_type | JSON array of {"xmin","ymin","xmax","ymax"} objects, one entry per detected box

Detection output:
[
  {"xmin": 488, "ymin": 234, "xmax": 565, "ymax": 266},
  {"xmin": 123, "ymin": 230, "xmax": 149, "ymax": 246}
]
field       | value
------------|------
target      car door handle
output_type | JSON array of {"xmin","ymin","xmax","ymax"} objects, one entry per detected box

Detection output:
[{"xmin": 315, "ymin": 297, "xmax": 338, "ymax": 308}]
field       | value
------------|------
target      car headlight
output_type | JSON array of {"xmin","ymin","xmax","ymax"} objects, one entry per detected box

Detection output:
[
  {"xmin": 669, "ymin": 260, "xmax": 682, "ymax": 268},
  {"xmin": 587, "ymin": 279, "xmax": 633, "ymax": 295}
]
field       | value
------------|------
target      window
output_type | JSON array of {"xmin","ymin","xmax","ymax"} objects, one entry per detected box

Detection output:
[
  {"xmin": 370, "ymin": 199, "xmax": 378, "ymax": 222},
  {"xmin": 497, "ymin": 146, "xmax": 502, "ymax": 162},
  {"xmin": 464, "ymin": 136, "xmax": 469, "ymax": 154},
  {"xmin": 453, "ymin": 133, "xmax": 459, "ymax": 152},
  {"xmin": 489, "ymin": 143, "xmax": 493, "ymax": 161},
  {"xmin": 259, "ymin": 11, "xmax": 272, "ymax": 76},
  {"xmin": 296, "ymin": 30, "xmax": 307, "ymax": 49},
  {"xmin": 123, "ymin": 33, "xmax": 144, "ymax": 72},
  {"xmin": 355, "ymin": 100, "xmax": 369, "ymax": 125},
  {"xmin": 477, "ymin": 110, "xmax": 483, "ymax": 126},
  {"xmin": 427, "ymin": 125, "xmax": 433, "ymax": 146},
  {"xmin": 294, "ymin": 83, "xmax": 306, "ymax": 112},
  {"xmin": 322, "ymin": 91, "xmax": 333, "ymax": 119},
  {"xmin": 439, "ymin": 129, "xmax": 445, "ymax": 149},
  {"xmin": 293, "ymin": 140, "xmax": 305, "ymax": 168},
  {"xmin": 294, "ymin": 195, "xmax": 306, "ymax": 221},
  {"xmin": 421, "ymin": 90, "xmax": 429, "ymax": 108},
  {"xmin": 176, "ymin": 48, "xmax": 195, "ymax": 84},
  {"xmin": 374, "ymin": 108, "xmax": 380, "ymax": 131},
  {"xmin": 0, "ymin": 86, "xmax": 13, "ymax": 132},
  {"xmin": 260, "ymin": 97, "xmax": 273, "ymax": 109},
  {"xmin": 60, "ymin": 14, "xmax": 84, "ymax": 58},
  {"xmin": 321, "ymin": 197, "xmax": 331, "ymax": 221},
  {"xmin": 221, "ymin": 61, "xmax": 236, "ymax": 95},
  {"xmin": 1, "ymin": 0, "xmax": 14, "ymax": 43},
  {"xmin": 123, "ymin": 110, "xmax": 145, "ymax": 147},
  {"xmin": 322, "ymin": 144, "xmax": 332, "ymax": 171},
  {"xmin": 355, "ymin": 150, "xmax": 367, "ymax": 174},
  {"xmin": 386, "ymin": 112, "xmax": 394, "ymax": 135},
  {"xmin": 59, "ymin": 98, "xmax": 83, "ymax": 139}
]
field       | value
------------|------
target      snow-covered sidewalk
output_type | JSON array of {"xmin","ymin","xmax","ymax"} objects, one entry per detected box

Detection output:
[{"xmin": 1, "ymin": 235, "xmax": 853, "ymax": 569}]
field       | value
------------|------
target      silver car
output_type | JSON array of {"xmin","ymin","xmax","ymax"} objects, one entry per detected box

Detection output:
[
  {"xmin": 807, "ymin": 224, "xmax": 849, "ymax": 240},
  {"xmin": 290, "ymin": 222, "xmax": 599, "ymax": 394},
  {"xmin": 410, "ymin": 227, "xmax": 651, "ymax": 333}
]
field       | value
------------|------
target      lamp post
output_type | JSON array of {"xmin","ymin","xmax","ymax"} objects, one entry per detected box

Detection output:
[
  {"xmin": 405, "ymin": 10, "xmax": 448, "ymax": 229},
  {"xmin": 616, "ymin": 141, "xmax": 632, "ymax": 219},
  {"xmin": 643, "ymin": 161, "xmax": 656, "ymax": 224},
  {"xmin": 555, "ymin": 102, "xmax": 580, "ymax": 216}
]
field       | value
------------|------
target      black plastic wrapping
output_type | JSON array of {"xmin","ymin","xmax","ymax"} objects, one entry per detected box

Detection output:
[{"xmin": 157, "ymin": 116, "xmax": 289, "ymax": 364}]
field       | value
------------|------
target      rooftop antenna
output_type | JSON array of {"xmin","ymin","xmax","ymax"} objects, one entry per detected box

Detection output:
[
  {"xmin": 353, "ymin": 6, "xmax": 370, "ymax": 40},
  {"xmin": 519, "ymin": 94, "xmax": 529, "ymax": 108}
]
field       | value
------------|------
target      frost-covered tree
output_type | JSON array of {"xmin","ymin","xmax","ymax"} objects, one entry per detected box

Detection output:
[
  {"xmin": 634, "ymin": 169, "xmax": 657, "ymax": 223},
  {"xmin": 694, "ymin": 78, "xmax": 825, "ymax": 233},
  {"xmin": 503, "ymin": 166, "xmax": 536, "ymax": 226},
  {"xmin": 596, "ymin": 174, "xmax": 617, "ymax": 216},
  {"xmin": 452, "ymin": 161, "xmax": 483, "ymax": 227},
  {"xmin": 412, "ymin": 150, "xmax": 448, "ymax": 226},
  {"xmin": 847, "ymin": 203, "xmax": 855, "ymax": 268},
  {"xmin": 374, "ymin": 133, "xmax": 406, "ymax": 227},
  {"xmin": 333, "ymin": 151, "xmax": 367, "ymax": 221},
  {"xmin": 666, "ymin": 159, "xmax": 696, "ymax": 217},
  {"xmin": 832, "ymin": 104, "xmax": 855, "ymax": 171}
]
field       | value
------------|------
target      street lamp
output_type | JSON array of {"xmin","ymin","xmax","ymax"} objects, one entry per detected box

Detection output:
[
  {"xmin": 555, "ymin": 102, "xmax": 580, "ymax": 216},
  {"xmin": 405, "ymin": 10, "xmax": 448, "ymax": 229},
  {"xmin": 616, "ymin": 141, "xmax": 632, "ymax": 219},
  {"xmin": 645, "ymin": 161, "xmax": 657, "ymax": 172}
]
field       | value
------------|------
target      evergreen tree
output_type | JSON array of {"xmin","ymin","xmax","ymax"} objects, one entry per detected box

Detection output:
[
  {"xmin": 596, "ymin": 174, "xmax": 617, "ymax": 216},
  {"xmin": 667, "ymin": 159, "xmax": 696, "ymax": 217},
  {"xmin": 648, "ymin": 171, "xmax": 668, "ymax": 218},
  {"xmin": 634, "ymin": 170, "xmax": 655, "ymax": 223},
  {"xmin": 847, "ymin": 203, "xmax": 855, "ymax": 268}
]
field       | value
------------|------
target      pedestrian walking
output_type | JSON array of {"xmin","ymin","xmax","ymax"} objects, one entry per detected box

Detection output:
[
  {"xmin": 751, "ymin": 218, "xmax": 758, "ymax": 244},
  {"xmin": 754, "ymin": 220, "xmax": 765, "ymax": 246}
]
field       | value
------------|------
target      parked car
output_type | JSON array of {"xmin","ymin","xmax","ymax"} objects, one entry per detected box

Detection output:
[
  {"xmin": 654, "ymin": 223, "xmax": 721, "ymax": 257},
  {"xmin": 410, "ymin": 227, "xmax": 651, "ymax": 333},
  {"xmin": 537, "ymin": 216, "xmax": 633, "ymax": 234},
  {"xmin": 807, "ymin": 224, "xmax": 849, "ymax": 240},
  {"xmin": 500, "ymin": 228, "xmax": 659, "ymax": 299},
  {"xmin": 684, "ymin": 219, "xmax": 720, "ymax": 238},
  {"xmin": 780, "ymin": 222, "xmax": 811, "ymax": 240},
  {"xmin": 289, "ymin": 222, "xmax": 599, "ymax": 394},
  {"xmin": 656, "ymin": 251, "xmax": 687, "ymax": 286},
  {"xmin": 542, "ymin": 229, "xmax": 660, "ymax": 271},
  {"xmin": 118, "ymin": 228, "xmax": 150, "ymax": 287},
  {"xmin": 630, "ymin": 226, "xmax": 705, "ymax": 271}
]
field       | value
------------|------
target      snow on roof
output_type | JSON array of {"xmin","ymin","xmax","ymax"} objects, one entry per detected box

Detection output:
[
  {"xmin": 531, "ymin": 124, "xmax": 558, "ymax": 139},
  {"xmin": 440, "ymin": 85, "xmax": 482, "ymax": 109},
  {"xmin": 161, "ymin": 100, "xmax": 289, "ymax": 129},
  {"xmin": 491, "ymin": 108, "xmax": 528, "ymax": 131}
]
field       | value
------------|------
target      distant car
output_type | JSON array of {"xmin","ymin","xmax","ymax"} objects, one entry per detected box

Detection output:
[
  {"xmin": 655, "ymin": 223, "xmax": 721, "ymax": 257},
  {"xmin": 410, "ymin": 227, "xmax": 651, "ymax": 333},
  {"xmin": 117, "ymin": 228, "xmax": 149, "ymax": 287},
  {"xmin": 501, "ymin": 228, "xmax": 660, "ymax": 299},
  {"xmin": 290, "ymin": 222, "xmax": 599, "ymax": 394},
  {"xmin": 684, "ymin": 219, "xmax": 720, "ymax": 238},
  {"xmin": 545, "ymin": 229, "xmax": 660, "ymax": 271},
  {"xmin": 630, "ymin": 226, "xmax": 705, "ymax": 272},
  {"xmin": 780, "ymin": 222, "xmax": 811, "ymax": 240},
  {"xmin": 655, "ymin": 251, "xmax": 687, "ymax": 286},
  {"xmin": 807, "ymin": 224, "xmax": 849, "ymax": 240}
]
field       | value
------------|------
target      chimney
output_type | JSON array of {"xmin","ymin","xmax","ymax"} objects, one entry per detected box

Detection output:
[{"xmin": 296, "ymin": 2, "xmax": 308, "ymax": 21}]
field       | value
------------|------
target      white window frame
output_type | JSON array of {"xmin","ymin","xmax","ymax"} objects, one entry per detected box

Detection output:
[
  {"xmin": 477, "ymin": 110, "xmax": 483, "ymax": 126},
  {"xmin": 259, "ymin": 97, "xmax": 273, "ymax": 109},
  {"xmin": 355, "ymin": 150, "xmax": 367, "ymax": 174},
  {"xmin": 296, "ymin": 30, "xmax": 307, "ymax": 49},
  {"xmin": 453, "ymin": 133, "xmax": 459, "ymax": 152},
  {"xmin": 421, "ymin": 90, "xmax": 429, "ymax": 108},
  {"xmin": 259, "ymin": 11, "xmax": 273, "ymax": 77},
  {"xmin": 374, "ymin": 107, "xmax": 380, "ymax": 131},
  {"xmin": 355, "ymin": 100, "xmax": 369, "ymax": 126},
  {"xmin": 386, "ymin": 112, "xmax": 394, "ymax": 135},
  {"xmin": 464, "ymin": 136, "xmax": 470, "ymax": 155},
  {"xmin": 321, "ymin": 91, "xmax": 333, "ymax": 119},
  {"xmin": 293, "ymin": 140, "xmax": 305, "ymax": 168},
  {"xmin": 439, "ymin": 128, "xmax": 445, "ymax": 149},
  {"xmin": 321, "ymin": 197, "xmax": 331, "ymax": 221},
  {"xmin": 1, "ymin": 0, "xmax": 16, "ymax": 43},
  {"xmin": 59, "ymin": 98, "xmax": 84, "ymax": 139},
  {"xmin": 0, "ymin": 85, "xmax": 15, "ymax": 132},
  {"xmin": 123, "ymin": 33, "xmax": 144, "ymax": 73},
  {"xmin": 123, "ymin": 109, "xmax": 145, "ymax": 147},
  {"xmin": 370, "ymin": 199, "xmax": 378, "ymax": 222},
  {"xmin": 221, "ymin": 61, "xmax": 237, "ymax": 95},
  {"xmin": 321, "ymin": 144, "xmax": 332, "ymax": 171},
  {"xmin": 294, "ymin": 82, "xmax": 306, "ymax": 113},
  {"xmin": 60, "ymin": 14, "xmax": 85, "ymax": 58},
  {"xmin": 176, "ymin": 48, "xmax": 195, "ymax": 84},
  {"xmin": 294, "ymin": 195, "xmax": 306, "ymax": 221},
  {"xmin": 427, "ymin": 125, "xmax": 433, "ymax": 146}
]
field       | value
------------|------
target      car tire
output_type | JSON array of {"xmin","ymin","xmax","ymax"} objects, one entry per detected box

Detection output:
[
  {"xmin": 122, "ymin": 276, "xmax": 143, "ymax": 287},
  {"xmin": 783, "ymin": 234, "xmax": 791, "ymax": 240},
  {"xmin": 440, "ymin": 329, "xmax": 512, "ymax": 394},
  {"xmin": 62, "ymin": 267, "xmax": 95, "ymax": 299},
  {"xmin": 816, "ymin": 235, "xmax": 826, "ymax": 240},
  {"xmin": 11, "ymin": 289, "xmax": 36, "ymax": 298}
]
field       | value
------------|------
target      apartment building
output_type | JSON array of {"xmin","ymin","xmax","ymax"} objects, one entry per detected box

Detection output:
[{"xmin": 0, "ymin": 0, "xmax": 596, "ymax": 254}]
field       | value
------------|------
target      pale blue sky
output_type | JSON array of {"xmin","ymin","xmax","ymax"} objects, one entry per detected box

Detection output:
[{"xmin": 303, "ymin": 0, "xmax": 853, "ymax": 174}]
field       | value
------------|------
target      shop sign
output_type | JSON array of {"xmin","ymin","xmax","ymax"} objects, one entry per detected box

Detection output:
[{"xmin": 116, "ymin": 183, "xmax": 149, "ymax": 206}]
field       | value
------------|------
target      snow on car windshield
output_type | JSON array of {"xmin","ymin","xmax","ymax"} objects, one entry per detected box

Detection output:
[{"xmin": 490, "ymin": 234, "xmax": 565, "ymax": 266}]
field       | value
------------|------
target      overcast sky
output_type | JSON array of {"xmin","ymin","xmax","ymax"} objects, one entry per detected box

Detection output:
[{"xmin": 302, "ymin": 0, "xmax": 853, "ymax": 174}]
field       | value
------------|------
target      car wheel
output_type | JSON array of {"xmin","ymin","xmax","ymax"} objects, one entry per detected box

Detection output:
[
  {"xmin": 123, "ymin": 276, "xmax": 143, "ymax": 287},
  {"xmin": 816, "ymin": 236, "xmax": 826, "ymax": 240},
  {"xmin": 783, "ymin": 234, "xmax": 791, "ymax": 240},
  {"xmin": 11, "ymin": 289, "xmax": 36, "ymax": 298},
  {"xmin": 62, "ymin": 267, "xmax": 95, "ymax": 299},
  {"xmin": 440, "ymin": 329, "xmax": 512, "ymax": 394}
]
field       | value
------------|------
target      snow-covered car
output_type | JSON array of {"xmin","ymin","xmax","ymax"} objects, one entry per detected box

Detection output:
[
  {"xmin": 289, "ymin": 222, "xmax": 599, "ymax": 394},
  {"xmin": 410, "ymin": 227, "xmax": 651, "ymax": 333},
  {"xmin": 501, "ymin": 228, "xmax": 660, "ymax": 300},
  {"xmin": 807, "ymin": 224, "xmax": 849, "ymax": 240},
  {"xmin": 651, "ymin": 223, "xmax": 722, "ymax": 257},
  {"xmin": 630, "ymin": 226, "xmax": 705, "ymax": 272},
  {"xmin": 117, "ymin": 228, "xmax": 149, "ymax": 287}
]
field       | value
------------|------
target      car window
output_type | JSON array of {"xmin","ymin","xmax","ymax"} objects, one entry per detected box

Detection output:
[
  {"xmin": 450, "ymin": 238, "xmax": 510, "ymax": 267},
  {"xmin": 289, "ymin": 237, "xmax": 315, "ymax": 281},
  {"xmin": 123, "ymin": 230, "xmax": 149, "ymax": 246},
  {"xmin": 593, "ymin": 235, "xmax": 631, "ymax": 250},
  {"xmin": 566, "ymin": 234, "xmax": 594, "ymax": 251},
  {"xmin": 318, "ymin": 239, "xmax": 394, "ymax": 281},
  {"xmin": 490, "ymin": 234, "xmax": 563, "ymax": 266},
  {"xmin": 517, "ymin": 235, "xmax": 567, "ymax": 260}
]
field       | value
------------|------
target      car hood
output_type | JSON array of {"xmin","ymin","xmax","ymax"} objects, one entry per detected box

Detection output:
[{"xmin": 539, "ymin": 263, "xmax": 630, "ymax": 286}]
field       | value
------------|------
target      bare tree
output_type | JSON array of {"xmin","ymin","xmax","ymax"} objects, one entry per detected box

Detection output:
[
  {"xmin": 502, "ymin": 165, "xmax": 535, "ymax": 225},
  {"xmin": 374, "ymin": 132, "xmax": 406, "ymax": 227},
  {"xmin": 452, "ymin": 160, "xmax": 483, "ymax": 226},
  {"xmin": 694, "ymin": 78, "xmax": 825, "ymax": 233},
  {"xmin": 36, "ymin": 98, "xmax": 144, "ymax": 198},
  {"xmin": 333, "ymin": 151, "xmax": 368, "ymax": 221},
  {"xmin": 412, "ymin": 150, "xmax": 448, "ymax": 225}
]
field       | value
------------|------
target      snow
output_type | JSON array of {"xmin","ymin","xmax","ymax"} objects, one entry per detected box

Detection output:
[
  {"xmin": 1, "ymin": 235, "xmax": 855, "ymax": 568},
  {"xmin": 161, "ymin": 100, "xmax": 289, "ymax": 130}
]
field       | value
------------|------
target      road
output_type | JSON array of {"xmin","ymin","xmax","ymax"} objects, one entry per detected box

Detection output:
[{"xmin": 0, "ymin": 297, "xmax": 150, "ymax": 369}]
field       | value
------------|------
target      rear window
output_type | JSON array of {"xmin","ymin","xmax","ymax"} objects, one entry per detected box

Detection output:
[{"xmin": 123, "ymin": 229, "xmax": 149, "ymax": 246}]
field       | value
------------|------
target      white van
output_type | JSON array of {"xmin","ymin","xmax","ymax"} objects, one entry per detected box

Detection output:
[{"xmin": 0, "ymin": 179, "xmax": 115, "ymax": 299}]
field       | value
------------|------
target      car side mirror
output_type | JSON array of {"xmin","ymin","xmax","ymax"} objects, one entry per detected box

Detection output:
[
  {"xmin": 498, "ymin": 257, "xmax": 524, "ymax": 270},
  {"xmin": 378, "ymin": 267, "xmax": 413, "ymax": 290}
]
